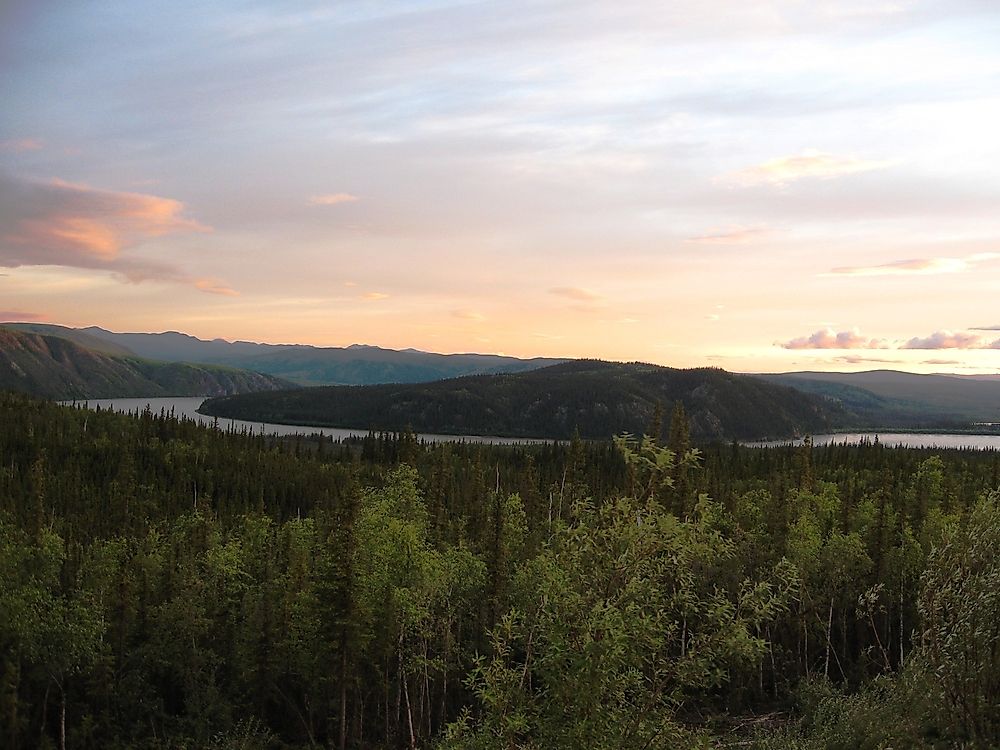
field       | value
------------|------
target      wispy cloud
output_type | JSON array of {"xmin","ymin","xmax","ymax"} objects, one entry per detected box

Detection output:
[
  {"xmin": 828, "ymin": 253, "xmax": 1000, "ymax": 277},
  {"xmin": 724, "ymin": 150, "xmax": 894, "ymax": 187},
  {"xmin": 685, "ymin": 225, "xmax": 772, "ymax": 245},
  {"xmin": 308, "ymin": 193, "xmax": 359, "ymax": 206},
  {"xmin": 194, "ymin": 278, "xmax": 239, "ymax": 297},
  {"xmin": 452, "ymin": 309, "xmax": 485, "ymax": 321},
  {"xmin": 922, "ymin": 358, "xmax": 962, "ymax": 365},
  {"xmin": 0, "ymin": 310, "xmax": 47, "ymax": 322},
  {"xmin": 780, "ymin": 328, "xmax": 889, "ymax": 350},
  {"xmin": 549, "ymin": 286, "xmax": 603, "ymax": 303},
  {"xmin": 0, "ymin": 138, "xmax": 43, "ymax": 152},
  {"xmin": 362, "ymin": 291, "xmax": 389, "ymax": 301},
  {"xmin": 832, "ymin": 355, "xmax": 904, "ymax": 364}
]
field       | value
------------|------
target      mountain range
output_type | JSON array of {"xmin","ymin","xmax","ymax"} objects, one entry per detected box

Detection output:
[
  {"xmin": 0, "ymin": 326, "xmax": 289, "ymax": 400},
  {"xmin": 3, "ymin": 323, "xmax": 566, "ymax": 386},
  {"xmin": 5, "ymin": 321, "xmax": 1000, "ymax": 440}
]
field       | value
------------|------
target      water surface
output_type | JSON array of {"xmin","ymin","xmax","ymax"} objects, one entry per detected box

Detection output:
[
  {"xmin": 64, "ymin": 397, "xmax": 553, "ymax": 445},
  {"xmin": 749, "ymin": 432, "xmax": 1000, "ymax": 450}
]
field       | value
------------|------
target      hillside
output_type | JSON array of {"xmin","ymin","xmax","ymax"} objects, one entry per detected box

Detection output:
[
  {"xmin": 760, "ymin": 370, "xmax": 1000, "ymax": 426},
  {"xmin": 200, "ymin": 359, "xmax": 845, "ymax": 441},
  {"xmin": 0, "ymin": 326, "xmax": 291, "ymax": 399},
  {"xmin": 7, "ymin": 324, "xmax": 567, "ymax": 386}
]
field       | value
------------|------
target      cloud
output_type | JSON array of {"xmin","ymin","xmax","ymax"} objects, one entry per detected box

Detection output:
[
  {"xmin": 0, "ymin": 310, "xmax": 47, "ymax": 322},
  {"xmin": 452, "ymin": 309, "xmax": 485, "ymax": 321},
  {"xmin": 0, "ymin": 138, "xmax": 43, "ymax": 152},
  {"xmin": 0, "ymin": 173, "xmax": 229, "ymax": 293},
  {"xmin": 362, "ymin": 291, "xmax": 389, "ymax": 300},
  {"xmin": 901, "ymin": 331, "xmax": 984, "ymax": 349},
  {"xmin": 832, "ymin": 355, "xmax": 904, "ymax": 364},
  {"xmin": 828, "ymin": 253, "xmax": 1000, "ymax": 277},
  {"xmin": 922, "ymin": 359, "xmax": 961, "ymax": 365},
  {"xmin": 308, "ymin": 193, "xmax": 359, "ymax": 206},
  {"xmin": 549, "ymin": 286, "xmax": 603, "ymax": 302},
  {"xmin": 781, "ymin": 328, "xmax": 889, "ymax": 350},
  {"xmin": 685, "ymin": 225, "xmax": 772, "ymax": 245},
  {"xmin": 724, "ymin": 150, "xmax": 894, "ymax": 187},
  {"xmin": 194, "ymin": 278, "xmax": 239, "ymax": 296}
]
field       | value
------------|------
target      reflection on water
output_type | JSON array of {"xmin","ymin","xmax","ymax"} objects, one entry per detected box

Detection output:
[{"xmin": 62, "ymin": 397, "xmax": 553, "ymax": 445}]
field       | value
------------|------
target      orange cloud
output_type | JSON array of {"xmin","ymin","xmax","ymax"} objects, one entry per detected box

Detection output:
[
  {"xmin": 781, "ymin": 328, "xmax": 889, "ymax": 349},
  {"xmin": 452, "ymin": 309, "xmax": 485, "ymax": 321},
  {"xmin": 0, "ymin": 173, "xmax": 230, "ymax": 295},
  {"xmin": 308, "ymin": 193, "xmax": 359, "ymax": 206},
  {"xmin": 2, "ymin": 175, "xmax": 208, "ymax": 264},
  {"xmin": 363, "ymin": 291, "xmax": 389, "ymax": 300},
  {"xmin": 724, "ymin": 150, "xmax": 893, "ymax": 187}
]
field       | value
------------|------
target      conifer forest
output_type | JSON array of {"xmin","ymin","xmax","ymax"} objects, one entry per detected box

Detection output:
[{"xmin": 3, "ymin": 392, "xmax": 1000, "ymax": 748}]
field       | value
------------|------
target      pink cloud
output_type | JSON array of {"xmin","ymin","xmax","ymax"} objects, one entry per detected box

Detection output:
[
  {"xmin": 308, "ymin": 193, "xmax": 359, "ymax": 206},
  {"xmin": 833, "ymin": 354, "xmax": 903, "ymax": 364},
  {"xmin": 0, "ymin": 173, "xmax": 232, "ymax": 295},
  {"xmin": 685, "ymin": 225, "xmax": 772, "ymax": 245},
  {"xmin": 1, "ymin": 175, "xmax": 208, "ymax": 265},
  {"xmin": 902, "ymin": 331, "xmax": 983, "ymax": 349},
  {"xmin": 0, "ymin": 138, "xmax": 43, "ymax": 152},
  {"xmin": 781, "ymin": 328, "xmax": 889, "ymax": 350}
]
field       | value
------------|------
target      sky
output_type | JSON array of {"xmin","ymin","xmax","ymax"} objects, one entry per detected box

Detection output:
[{"xmin": 2, "ymin": 0, "xmax": 1000, "ymax": 373}]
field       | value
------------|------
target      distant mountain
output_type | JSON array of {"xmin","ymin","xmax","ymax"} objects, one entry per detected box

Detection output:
[
  {"xmin": 0, "ymin": 326, "xmax": 291, "ymax": 400},
  {"xmin": 758, "ymin": 370, "xmax": 1000, "ymax": 426},
  {"xmin": 200, "ymin": 360, "xmax": 844, "ymax": 441},
  {"xmin": 2, "ymin": 322, "xmax": 137, "ymax": 356},
  {"xmin": 7, "ymin": 324, "xmax": 567, "ymax": 386}
]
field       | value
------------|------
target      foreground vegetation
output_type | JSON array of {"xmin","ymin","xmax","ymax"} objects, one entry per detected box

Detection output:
[{"xmin": 2, "ymin": 392, "xmax": 999, "ymax": 748}]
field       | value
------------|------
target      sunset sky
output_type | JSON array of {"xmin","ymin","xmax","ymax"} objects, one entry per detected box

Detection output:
[{"xmin": 3, "ymin": 1, "xmax": 1000, "ymax": 372}]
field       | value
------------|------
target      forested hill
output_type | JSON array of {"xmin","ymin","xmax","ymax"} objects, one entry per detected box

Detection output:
[
  {"xmin": 3, "ymin": 322, "xmax": 567, "ymax": 386},
  {"xmin": 0, "ymin": 326, "xmax": 291, "ymax": 399},
  {"xmin": 201, "ymin": 359, "xmax": 844, "ymax": 440}
]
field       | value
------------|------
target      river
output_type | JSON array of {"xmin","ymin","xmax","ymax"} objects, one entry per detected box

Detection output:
[
  {"xmin": 62, "ymin": 397, "xmax": 554, "ymax": 445},
  {"xmin": 62, "ymin": 398, "xmax": 1000, "ymax": 450},
  {"xmin": 748, "ymin": 432, "xmax": 1000, "ymax": 450}
]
